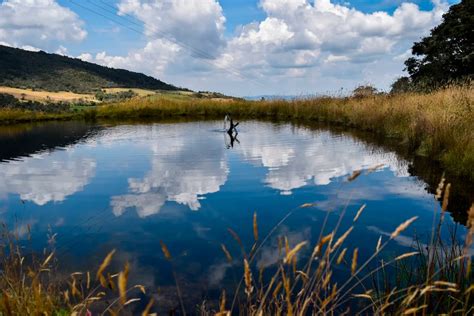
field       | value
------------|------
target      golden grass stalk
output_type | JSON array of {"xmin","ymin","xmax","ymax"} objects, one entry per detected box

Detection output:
[
  {"xmin": 141, "ymin": 298, "xmax": 154, "ymax": 316},
  {"xmin": 394, "ymin": 252, "xmax": 419, "ymax": 261},
  {"xmin": 219, "ymin": 289, "xmax": 226, "ymax": 312},
  {"xmin": 281, "ymin": 269, "xmax": 293, "ymax": 316},
  {"xmin": 337, "ymin": 248, "xmax": 348, "ymax": 264},
  {"xmin": 332, "ymin": 227, "xmax": 353, "ymax": 253},
  {"xmin": 442, "ymin": 183, "xmax": 451, "ymax": 212},
  {"xmin": 367, "ymin": 164, "xmax": 385, "ymax": 174},
  {"xmin": 376, "ymin": 236, "xmax": 382, "ymax": 252},
  {"xmin": 221, "ymin": 244, "xmax": 233, "ymax": 263},
  {"xmin": 159, "ymin": 241, "xmax": 172, "ymax": 260},
  {"xmin": 403, "ymin": 304, "xmax": 427, "ymax": 315},
  {"xmin": 96, "ymin": 249, "xmax": 116, "ymax": 287},
  {"xmin": 244, "ymin": 259, "xmax": 254, "ymax": 297},
  {"xmin": 347, "ymin": 170, "xmax": 362, "ymax": 182},
  {"xmin": 434, "ymin": 281, "xmax": 458, "ymax": 288},
  {"xmin": 435, "ymin": 176, "xmax": 446, "ymax": 199},
  {"xmin": 351, "ymin": 248, "xmax": 359, "ymax": 275},
  {"xmin": 253, "ymin": 212, "xmax": 259, "ymax": 242},
  {"xmin": 312, "ymin": 233, "xmax": 333, "ymax": 258},
  {"xmin": 118, "ymin": 262, "xmax": 129, "ymax": 305},
  {"xmin": 390, "ymin": 217, "xmax": 418, "ymax": 239},
  {"xmin": 284, "ymin": 241, "xmax": 308, "ymax": 264},
  {"xmin": 353, "ymin": 204, "xmax": 366, "ymax": 222}
]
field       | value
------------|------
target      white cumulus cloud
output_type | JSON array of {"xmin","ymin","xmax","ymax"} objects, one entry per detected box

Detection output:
[
  {"xmin": 81, "ymin": 0, "xmax": 448, "ymax": 95},
  {"xmin": 0, "ymin": 0, "xmax": 87, "ymax": 50}
]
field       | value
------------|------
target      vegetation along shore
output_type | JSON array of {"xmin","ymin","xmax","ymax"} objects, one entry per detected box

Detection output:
[{"xmin": 1, "ymin": 84, "xmax": 472, "ymax": 182}]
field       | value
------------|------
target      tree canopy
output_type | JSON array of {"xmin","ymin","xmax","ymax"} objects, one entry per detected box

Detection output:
[{"xmin": 403, "ymin": 0, "xmax": 473, "ymax": 88}]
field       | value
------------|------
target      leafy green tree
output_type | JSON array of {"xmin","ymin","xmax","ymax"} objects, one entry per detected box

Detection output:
[{"xmin": 404, "ymin": 0, "xmax": 474, "ymax": 87}]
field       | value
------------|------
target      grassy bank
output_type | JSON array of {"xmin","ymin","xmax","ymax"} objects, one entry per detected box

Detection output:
[{"xmin": 0, "ymin": 86, "xmax": 473, "ymax": 179}]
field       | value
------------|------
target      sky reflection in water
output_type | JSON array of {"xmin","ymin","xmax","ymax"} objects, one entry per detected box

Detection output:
[{"xmin": 0, "ymin": 121, "xmax": 455, "ymax": 308}]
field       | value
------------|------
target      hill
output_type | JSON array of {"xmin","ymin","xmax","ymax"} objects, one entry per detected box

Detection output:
[{"xmin": 0, "ymin": 45, "xmax": 180, "ymax": 93}]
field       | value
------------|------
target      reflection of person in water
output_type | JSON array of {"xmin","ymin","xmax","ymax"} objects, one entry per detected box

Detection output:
[
  {"xmin": 224, "ymin": 114, "xmax": 239, "ymax": 135},
  {"xmin": 226, "ymin": 131, "xmax": 240, "ymax": 149},
  {"xmin": 224, "ymin": 114, "xmax": 240, "ymax": 149}
]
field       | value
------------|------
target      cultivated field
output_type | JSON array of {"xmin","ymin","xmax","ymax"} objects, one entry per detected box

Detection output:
[{"xmin": 0, "ymin": 86, "xmax": 96, "ymax": 103}]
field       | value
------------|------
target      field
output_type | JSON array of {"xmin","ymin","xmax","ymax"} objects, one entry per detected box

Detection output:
[{"xmin": 0, "ymin": 86, "xmax": 96, "ymax": 103}]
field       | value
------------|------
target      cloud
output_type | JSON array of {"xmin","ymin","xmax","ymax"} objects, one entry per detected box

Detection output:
[
  {"xmin": 79, "ymin": 0, "xmax": 448, "ymax": 95},
  {"xmin": 216, "ymin": 0, "xmax": 447, "ymax": 78},
  {"xmin": 87, "ymin": 39, "xmax": 181, "ymax": 76},
  {"xmin": 0, "ymin": 148, "xmax": 96, "ymax": 206},
  {"xmin": 118, "ymin": 0, "xmax": 226, "ymax": 56},
  {"xmin": 0, "ymin": 0, "xmax": 87, "ymax": 50},
  {"xmin": 109, "ymin": 123, "xmax": 229, "ymax": 217},
  {"xmin": 80, "ymin": 0, "xmax": 226, "ymax": 77},
  {"xmin": 236, "ymin": 124, "xmax": 409, "ymax": 195}
]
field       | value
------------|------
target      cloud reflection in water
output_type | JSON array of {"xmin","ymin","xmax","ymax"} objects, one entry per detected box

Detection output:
[
  {"xmin": 0, "ymin": 148, "xmax": 96, "ymax": 205},
  {"xmin": 110, "ymin": 122, "xmax": 411, "ymax": 217}
]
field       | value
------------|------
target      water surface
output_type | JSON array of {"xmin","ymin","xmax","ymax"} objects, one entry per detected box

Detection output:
[{"xmin": 0, "ymin": 120, "xmax": 468, "ymax": 311}]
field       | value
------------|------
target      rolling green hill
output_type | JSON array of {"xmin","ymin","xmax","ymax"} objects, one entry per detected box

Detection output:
[{"xmin": 0, "ymin": 45, "xmax": 181, "ymax": 93}]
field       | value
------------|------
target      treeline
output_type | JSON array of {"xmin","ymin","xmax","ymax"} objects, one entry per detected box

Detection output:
[
  {"xmin": 0, "ymin": 45, "xmax": 183, "ymax": 93},
  {"xmin": 94, "ymin": 90, "xmax": 137, "ymax": 102}
]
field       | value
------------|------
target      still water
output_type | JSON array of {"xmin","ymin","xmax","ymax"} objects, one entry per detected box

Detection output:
[{"xmin": 0, "ymin": 121, "xmax": 468, "ymax": 310}]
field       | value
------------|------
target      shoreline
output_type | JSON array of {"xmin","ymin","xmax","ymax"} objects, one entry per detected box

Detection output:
[{"xmin": 0, "ymin": 86, "xmax": 472, "ymax": 180}]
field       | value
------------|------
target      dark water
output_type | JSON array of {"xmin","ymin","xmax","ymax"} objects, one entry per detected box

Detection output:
[{"xmin": 0, "ymin": 121, "xmax": 471, "ymax": 311}]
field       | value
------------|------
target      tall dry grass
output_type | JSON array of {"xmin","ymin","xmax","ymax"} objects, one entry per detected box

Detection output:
[
  {"xmin": 0, "ymin": 227, "xmax": 148, "ymax": 315},
  {"xmin": 201, "ymin": 175, "xmax": 474, "ymax": 315},
  {"xmin": 0, "ymin": 176, "xmax": 473, "ymax": 314}
]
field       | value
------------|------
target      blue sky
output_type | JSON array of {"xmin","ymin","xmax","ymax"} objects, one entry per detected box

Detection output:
[{"xmin": 0, "ymin": 0, "xmax": 460, "ymax": 96}]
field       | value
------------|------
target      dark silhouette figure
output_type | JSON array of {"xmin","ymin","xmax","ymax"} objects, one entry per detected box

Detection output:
[
  {"xmin": 225, "ymin": 114, "xmax": 239, "ymax": 135},
  {"xmin": 226, "ymin": 131, "xmax": 240, "ymax": 149},
  {"xmin": 224, "ymin": 114, "xmax": 240, "ymax": 149}
]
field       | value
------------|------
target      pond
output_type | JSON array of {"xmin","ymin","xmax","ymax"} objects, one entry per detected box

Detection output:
[{"xmin": 0, "ymin": 120, "xmax": 471, "ymax": 312}]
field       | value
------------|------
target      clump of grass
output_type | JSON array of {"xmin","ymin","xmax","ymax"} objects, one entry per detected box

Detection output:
[
  {"xmin": 200, "ymin": 176, "xmax": 474, "ymax": 315},
  {"xmin": 0, "ymin": 227, "xmax": 149, "ymax": 315}
]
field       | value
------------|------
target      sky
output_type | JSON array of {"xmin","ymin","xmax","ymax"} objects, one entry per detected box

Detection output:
[{"xmin": 0, "ymin": 0, "xmax": 460, "ymax": 96}]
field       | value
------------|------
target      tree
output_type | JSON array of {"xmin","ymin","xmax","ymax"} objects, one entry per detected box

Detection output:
[
  {"xmin": 390, "ymin": 77, "xmax": 412, "ymax": 94},
  {"xmin": 404, "ymin": 0, "xmax": 474, "ymax": 87},
  {"xmin": 352, "ymin": 85, "xmax": 377, "ymax": 98}
]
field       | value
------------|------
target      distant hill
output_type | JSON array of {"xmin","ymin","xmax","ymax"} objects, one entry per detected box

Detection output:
[{"xmin": 0, "ymin": 45, "xmax": 181, "ymax": 93}]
